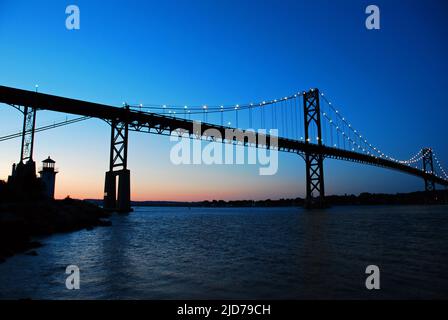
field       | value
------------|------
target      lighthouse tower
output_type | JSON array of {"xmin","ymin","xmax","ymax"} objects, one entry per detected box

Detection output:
[{"xmin": 39, "ymin": 157, "xmax": 58, "ymax": 199}]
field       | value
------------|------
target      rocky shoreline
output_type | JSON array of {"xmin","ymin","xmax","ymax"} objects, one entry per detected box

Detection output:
[{"xmin": 0, "ymin": 198, "xmax": 111, "ymax": 263}]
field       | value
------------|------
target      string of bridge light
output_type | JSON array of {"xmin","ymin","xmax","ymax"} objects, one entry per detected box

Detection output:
[
  {"xmin": 322, "ymin": 106, "xmax": 435, "ymax": 167},
  {"xmin": 433, "ymin": 152, "xmax": 448, "ymax": 180},
  {"xmin": 125, "ymin": 92, "xmax": 304, "ymax": 116},
  {"xmin": 121, "ymin": 89, "xmax": 448, "ymax": 180},
  {"xmin": 319, "ymin": 92, "xmax": 435, "ymax": 165},
  {"xmin": 320, "ymin": 111, "xmax": 369, "ymax": 153},
  {"xmin": 320, "ymin": 92, "xmax": 393, "ymax": 159},
  {"xmin": 319, "ymin": 96, "xmax": 391, "ymax": 157},
  {"xmin": 320, "ymin": 95, "xmax": 448, "ymax": 180},
  {"xmin": 400, "ymin": 149, "xmax": 425, "ymax": 164},
  {"xmin": 408, "ymin": 149, "xmax": 443, "ymax": 178},
  {"xmin": 321, "ymin": 110, "xmax": 447, "ymax": 180},
  {"xmin": 397, "ymin": 148, "xmax": 432, "ymax": 165}
]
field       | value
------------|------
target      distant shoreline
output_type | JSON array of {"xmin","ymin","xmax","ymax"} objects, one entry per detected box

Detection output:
[{"xmin": 85, "ymin": 190, "xmax": 448, "ymax": 208}]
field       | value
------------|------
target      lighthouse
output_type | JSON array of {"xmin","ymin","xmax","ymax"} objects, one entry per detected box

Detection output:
[{"xmin": 39, "ymin": 157, "xmax": 58, "ymax": 199}]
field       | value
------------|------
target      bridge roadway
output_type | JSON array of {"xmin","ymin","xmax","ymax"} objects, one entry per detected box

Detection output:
[{"xmin": 1, "ymin": 85, "xmax": 447, "ymax": 187}]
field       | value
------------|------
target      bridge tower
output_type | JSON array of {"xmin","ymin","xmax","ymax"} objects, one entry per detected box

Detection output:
[
  {"xmin": 20, "ymin": 106, "xmax": 37, "ymax": 164},
  {"xmin": 9, "ymin": 105, "xmax": 37, "ymax": 184},
  {"xmin": 303, "ymin": 89, "xmax": 326, "ymax": 208},
  {"xmin": 103, "ymin": 114, "xmax": 131, "ymax": 213},
  {"xmin": 422, "ymin": 148, "xmax": 436, "ymax": 193},
  {"xmin": 15, "ymin": 105, "xmax": 38, "ymax": 177},
  {"xmin": 6, "ymin": 104, "xmax": 40, "ymax": 200}
]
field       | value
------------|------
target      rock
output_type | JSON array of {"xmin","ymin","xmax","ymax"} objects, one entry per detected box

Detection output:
[
  {"xmin": 28, "ymin": 241, "xmax": 43, "ymax": 249},
  {"xmin": 25, "ymin": 250, "xmax": 38, "ymax": 256},
  {"xmin": 98, "ymin": 219, "xmax": 112, "ymax": 227},
  {"xmin": 0, "ymin": 199, "xmax": 110, "ymax": 262}
]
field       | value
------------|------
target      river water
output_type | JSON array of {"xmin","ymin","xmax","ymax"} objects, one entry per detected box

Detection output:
[{"xmin": 0, "ymin": 205, "xmax": 447, "ymax": 299}]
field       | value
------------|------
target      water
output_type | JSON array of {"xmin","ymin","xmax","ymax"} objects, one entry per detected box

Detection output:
[{"xmin": 0, "ymin": 205, "xmax": 447, "ymax": 300}]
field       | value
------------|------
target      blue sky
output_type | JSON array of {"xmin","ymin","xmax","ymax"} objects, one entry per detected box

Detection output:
[{"xmin": 0, "ymin": 0, "xmax": 447, "ymax": 200}]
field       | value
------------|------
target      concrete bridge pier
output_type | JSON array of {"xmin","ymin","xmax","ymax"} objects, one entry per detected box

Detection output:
[
  {"xmin": 117, "ymin": 169, "xmax": 131, "ymax": 212},
  {"xmin": 104, "ymin": 169, "xmax": 131, "ymax": 212},
  {"xmin": 103, "ymin": 117, "xmax": 132, "ymax": 213},
  {"xmin": 103, "ymin": 171, "xmax": 117, "ymax": 210}
]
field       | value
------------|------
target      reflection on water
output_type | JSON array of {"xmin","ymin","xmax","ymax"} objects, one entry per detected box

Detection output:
[{"xmin": 0, "ymin": 205, "xmax": 447, "ymax": 299}]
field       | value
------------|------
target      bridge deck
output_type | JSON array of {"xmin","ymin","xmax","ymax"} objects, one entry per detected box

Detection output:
[{"xmin": 1, "ymin": 85, "xmax": 447, "ymax": 187}]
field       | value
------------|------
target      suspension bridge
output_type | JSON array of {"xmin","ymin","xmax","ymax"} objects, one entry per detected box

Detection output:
[{"xmin": 0, "ymin": 85, "xmax": 447, "ymax": 211}]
